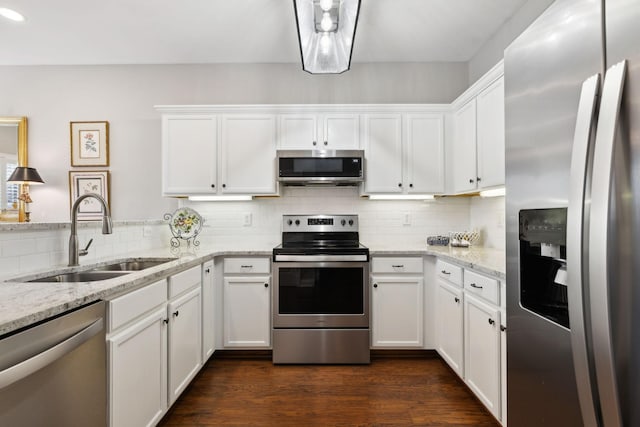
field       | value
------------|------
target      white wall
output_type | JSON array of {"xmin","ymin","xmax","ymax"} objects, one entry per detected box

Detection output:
[
  {"xmin": 469, "ymin": 195, "xmax": 505, "ymax": 250},
  {"xmin": 468, "ymin": 0, "xmax": 554, "ymax": 84},
  {"xmin": 0, "ymin": 62, "xmax": 468, "ymax": 223}
]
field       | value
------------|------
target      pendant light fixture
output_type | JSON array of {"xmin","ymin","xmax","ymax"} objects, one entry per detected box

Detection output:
[{"xmin": 293, "ymin": 0, "xmax": 361, "ymax": 74}]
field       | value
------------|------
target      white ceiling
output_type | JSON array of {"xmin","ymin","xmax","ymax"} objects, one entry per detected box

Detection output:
[{"xmin": 0, "ymin": 0, "xmax": 528, "ymax": 66}]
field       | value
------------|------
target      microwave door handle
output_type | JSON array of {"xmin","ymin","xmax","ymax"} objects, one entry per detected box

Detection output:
[
  {"xmin": 589, "ymin": 60, "xmax": 627, "ymax": 427},
  {"xmin": 566, "ymin": 73, "xmax": 601, "ymax": 427}
]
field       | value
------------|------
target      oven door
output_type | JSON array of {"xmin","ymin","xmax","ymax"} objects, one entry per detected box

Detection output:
[{"xmin": 273, "ymin": 261, "xmax": 369, "ymax": 328}]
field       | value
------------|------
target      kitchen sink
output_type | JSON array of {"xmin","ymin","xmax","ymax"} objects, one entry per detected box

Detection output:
[
  {"xmin": 28, "ymin": 271, "xmax": 130, "ymax": 283},
  {"xmin": 91, "ymin": 258, "xmax": 176, "ymax": 272}
]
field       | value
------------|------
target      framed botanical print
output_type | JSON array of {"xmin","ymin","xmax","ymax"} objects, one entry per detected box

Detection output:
[
  {"xmin": 69, "ymin": 170, "xmax": 110, "ymax": 221},
  {"xmin": 70, "ymin": 121, "xmax": 109, "ymax": 166}
]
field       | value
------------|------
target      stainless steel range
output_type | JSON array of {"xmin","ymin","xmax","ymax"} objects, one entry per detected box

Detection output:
[{"xmin": 272, "ymin": 214, "xmax": 370, "ymax": 364}]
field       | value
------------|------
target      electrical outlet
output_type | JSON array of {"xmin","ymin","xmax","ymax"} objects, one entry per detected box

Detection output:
[
  {"xmin": 403, "ymin": 212, "xmax": 411, "ymax": 226},
  {"xmin": 243, "ymin": 213, "xmax": 252, "ymax": 227}
]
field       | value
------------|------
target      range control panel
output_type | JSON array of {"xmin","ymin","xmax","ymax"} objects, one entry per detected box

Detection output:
[{"xmin": 282, "ymin": 215, "xmax": 359, "ymax": 232}]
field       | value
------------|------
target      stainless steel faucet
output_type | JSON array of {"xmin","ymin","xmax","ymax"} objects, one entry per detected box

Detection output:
[{"xmin": 68, "ymin": 193, "xmax": 113, "ymax": 266}]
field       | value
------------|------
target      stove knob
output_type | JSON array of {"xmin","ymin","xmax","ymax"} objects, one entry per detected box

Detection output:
[
  {"xmin": 287, "ymin": 219, "xmax": 293, "ymax": 226},
  {"xmin": 341, "ymin": 219, "xmax": 346, "ymax": 226},
  {"xmin": 348, "ymin": 219, "xmax": 354, "ymax": 226},
  {"xmin": 295, "ymin": 219, "xmax": 300, "ymax": 226}
]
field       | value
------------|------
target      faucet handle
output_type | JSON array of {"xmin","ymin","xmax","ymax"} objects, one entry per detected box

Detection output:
[{"xmin": 79, "ymin": 238, "xmax": 93, "ymax": 257}]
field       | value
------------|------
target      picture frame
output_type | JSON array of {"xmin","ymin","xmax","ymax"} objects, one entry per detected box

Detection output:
[
  {"xmin": 70, "ymin": 121, "xmax": 109, "ymax": 166},
  {"xmin": 69, "ymin": 170, "xmax": 111, "ymax": 221}
]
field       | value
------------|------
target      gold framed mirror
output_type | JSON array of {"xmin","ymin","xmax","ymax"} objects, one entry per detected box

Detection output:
[{"xmin": 0, "ymin": 117, "xmax": 28, "ymax": 222}]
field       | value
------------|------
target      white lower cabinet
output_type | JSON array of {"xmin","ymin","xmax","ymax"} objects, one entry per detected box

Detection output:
[
  {"xmin": 435, "ymin": 279, "xmax": 464, "ymax": 376},
  {"xmin": 223, "ymin": 257, "xmax": 271, "ymax": 348},
  {"xmin": 107, "ymin": 265, "xmax": 203, "ymax": 427},
  {"xmin": 464, "ymin": 293, "xmax": 501, "ymax": 419},
  {"xmin": 108, "ymin": 307, "xmax": 167, "ymax": 427},
  {"xmin": 370, "ymin": 257, "xmax": 424, "ymax": 348}
]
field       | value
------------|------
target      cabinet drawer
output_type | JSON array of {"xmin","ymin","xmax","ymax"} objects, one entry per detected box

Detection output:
[
  {"xmin": 464, "ymin": 269, "xmax": 500, "ymax": 305},
  {"xmin": 371, "ymin": 257, "xmax": 423, "ymax": 274},
  {"xmin": 169, "ymin": 266, "xmax": 202, "ymax": 298},
  {"xmin": 224, "ymin": 257, "xmax": 271, "ymax": 274},
  {"xmin": 436, "ymin": 259, "xmax": 463, "ymax": 286},
  {"xmin": 109, "ymin": 279, "xmax": 167, "ymax": 331}
]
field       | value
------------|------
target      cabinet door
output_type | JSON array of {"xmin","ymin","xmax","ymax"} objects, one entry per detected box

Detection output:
[
  {"xmin": 362, "ymin": 114, "xmax": 403, "ymax": 193},
  {"xmin": 452, "ymin": 100, "xmax": 478, "ymax": 193},
  {"xmin": 223, "ymin": 276, "xmax": 271, "ymax": 348},
  {"xmin": 202, "ymin": 261, "xmax": 215, "ymax": 362},
  {"xmin": 278, "ymin": 114, "xmax": 318, "ymax": 149},
  {"xmin": 220, "ymin": 115, "xmax": 277, "ymax": 194},
  {"xmin": 108, "ymin": 307, "xmax": 167, "ymax": 427},
  {"xmin": 168, "ymin": 287, "xmax": 202, "ymax": 405},
  {"xmin": 476, "ymin": 76, "xmax": 505, "ymax": 189},
  {"xmin": 162, "ymin": 115, "xmax": 217, "ymax": 196},
  {"xmin": 405, "ymin": 114, "xmax": 445, "ymax": 193},
  {"xmin": 371, "ymin": 276, "xmax": 424, "ymax": 348},
  {"xmin": 322, "ymin": 114, "xmax": 360, "ymax": 149},
  {"xmin": 435, "ymin": 279, "xmax": 464, "ymax": 377},
  {"xmin": 464, "ymin": 293, "xmax": 501, "ymax": 419}
]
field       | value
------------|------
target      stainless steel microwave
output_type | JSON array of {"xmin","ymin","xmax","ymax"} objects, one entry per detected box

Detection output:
[{"xmin": 276, "ymin": 150, "xmax": 364, "ymax": 186}]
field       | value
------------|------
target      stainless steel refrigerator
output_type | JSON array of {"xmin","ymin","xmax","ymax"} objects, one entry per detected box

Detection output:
[{"xmin": 505, "ymin": 0, "xmax": 640, "ymax": 425}]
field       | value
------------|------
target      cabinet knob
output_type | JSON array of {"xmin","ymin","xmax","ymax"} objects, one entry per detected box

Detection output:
[
  {"xmin": 173, "ymin": 310, "xmax": 179, "ymax": 317},
  {"xmin": 313, "ymin": 141, "xmax": 317, "ymax": 146},
  {"xmin": 163, "ymin": 318, "xmax": 169, "ymax": 324},
  {"xmin": 205, "ymin": 268, "xmax": 210, "ymax": 273},
  {"xmin": 398, "ymin": 183, "xmax": 402, "ymax": 187},
  {"xmin": 500, "ymin": 325, "xmax": 507, "ymax": 332},
  {"xmin": 409, "ymin": 183, "xmax": 413, "ymax": 188},
  {"xmin": 454, "ymin": 297, "xmax": 460, "ymax": 303},
  {"xmin": 324, "ymin": 141, "xmax": 328, "ymax": 146},
  {"xmin": 469, "ymin": 178, "xmax": 475, "ymax": 184},
  {"xmin": 373, "ymin": 283, "xmax": 378, "ymax": 288},
  {"xmin": 488, "ymin": 318, "xmax": 495, "ymax": 325},
  {"xmin": 476, "ymin": 177, "xmax": 481, "ymax": 182},
  {"xmin": 211, "ymin": 184, "xmax": 215, "ymax": 189},
  {"xmin": 264, "ymin": 283, "xmax": 269, "ymax": 288},
  {"xmin": 222, "ymin": 184, "xmax": 226, "ymax": 188}
]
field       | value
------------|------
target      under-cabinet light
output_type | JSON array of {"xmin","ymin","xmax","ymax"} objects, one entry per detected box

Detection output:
[
  {"xmin": 0, "ymin": 8, "xmax": 25, "ymax": 22},
  {"xmin": 368, "ymin": 195, "xmax": 435, "ymax": 201},
  {"xmin": 479, "ymin": 187, "xmax": 506, "ymax": 198},
  {"xmin": 188, "ymin": 195, "xmax": 253, "ymax": 202}
]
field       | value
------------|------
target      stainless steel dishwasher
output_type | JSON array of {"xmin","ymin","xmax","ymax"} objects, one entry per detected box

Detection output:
[{"xmin": 0, "ymin": 301, "xmax": 106, "ymax": 426}]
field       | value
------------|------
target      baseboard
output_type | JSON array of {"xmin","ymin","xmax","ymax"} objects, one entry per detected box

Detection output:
[{"xmin": 212, "ymin": 349, "xmax": 439, "ymax": 360}]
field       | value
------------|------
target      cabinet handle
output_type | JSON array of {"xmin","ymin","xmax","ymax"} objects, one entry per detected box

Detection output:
[
  {"xmin": 488, "ymin": 318, "xmax": 495, "ymax": 325},
  {"xmin": 454, "ymin": 297, "xmax": 460, "ymax": 303},
  {"xmin": 313, "ymin": 141, "xmax": 317, "ymax": 146},
  {"xmin": 324, "ymin": 141, "xmax": 328, "ymax": 146},
  {"xmin": 441, "ymin": 270, "xmax": 451, "ymax": 275},
  {"xmin": 264, "ymin": 283, "xmax": 269, "ymax": 288},
  {"xmin": 241, "ymin": 265, "xmax": 253, "ymax": 268},
  {"xmin": 470, "ymin": 283, "xmax": 483, "ymax": 289},
  {"xmin": 205, "ymin": 268, "xmax": 211, "ymax": 273},
  {"xmin": 173, "ymin": 310, "xmax": 179, "ymax": 317},
  {"xmin": 391, "ymin": 264, "xmax": 404, "ymax": 268},
  {"xmin": 373, "ymin": 283, "xmax": 378, "ymax": 288},
  {"xmin": 163, "ymin": 319, "xmax": 169, "ymax": 324},
  {"xmin": 469, "ymin": 178, "xmax": 475, "ymax": 183},
  {"xmin": 409, "ymin": 183, "xmax": 413, "ymax": 188},
  {"xmin": 211, "ymin": 184, "xmax": 215, "ymax": 189},
  {"xmin": 500, "ymin": 325, "xmax": 507, "ymax": 332},
  {"xmin": 476, "ymin": 177, "xmax": 481, "ymax": 182},
  {"xmin": 398, "ymin": 183, "xmax": 402, "ymax": 187}
]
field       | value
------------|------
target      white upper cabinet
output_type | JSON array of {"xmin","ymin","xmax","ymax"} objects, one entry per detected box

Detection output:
[
  {"xmin": 220, "ymin": 114, "xmax": 277, "ymax": 194},
  {"xmin": 363, "ymin": 113, "xmax": 444, "ymax": 195},
  {"xmin": 476, "ymin": 76, "xmax": 505, "ymax": 189},
  {"xmin": 405, "ymin": 114, "xmax": 445, "ymax": 193},
  {"xmin": 278, "ymin": 113, "xmax": 360, "ymax": 149},
  {"xmin": 363, "ymin": 114, "xmax": 403, "ymax": 193},
  {"xmin": 452, "ymin": 99, "xmax": 478, "ymax": 193},
  {"xmin": 162, "ymin": 115, "xmax": 217, "ymax": 196},
  {"xmin": 450, "ymin": 62, "xmax": 505, "ymax": 194}
]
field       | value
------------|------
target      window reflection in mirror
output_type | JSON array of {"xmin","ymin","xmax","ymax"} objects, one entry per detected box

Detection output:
[{"xmin": 0, "ymin": 117, "xmax": 27, "ymax": 222}]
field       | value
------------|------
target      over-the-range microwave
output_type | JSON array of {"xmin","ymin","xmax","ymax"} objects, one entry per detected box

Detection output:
[{"xmin": 276, "ymin": 150, "xmax": 364, "ymax": 186}]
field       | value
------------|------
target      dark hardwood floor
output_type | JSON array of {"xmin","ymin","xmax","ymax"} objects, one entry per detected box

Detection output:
[{"xmin": 158, "ymin": 354, "xmax": 499, "ymax": 426}]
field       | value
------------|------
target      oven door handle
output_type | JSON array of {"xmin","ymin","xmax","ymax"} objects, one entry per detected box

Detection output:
[{"xmin": 273, "ymin": 254, "xmax": 368, "ymax": 262}]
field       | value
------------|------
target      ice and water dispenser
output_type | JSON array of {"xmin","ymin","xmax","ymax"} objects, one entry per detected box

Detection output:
[{"xmin": 519, "ymin": 208, "xmax": 569, "ymax": 328}]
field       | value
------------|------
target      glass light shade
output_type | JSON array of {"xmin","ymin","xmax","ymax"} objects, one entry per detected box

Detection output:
[
  {"xmin": 7, "ymin": 167, "xmax": 45, "ymax": 184},
  {"xmin": 293, "ymin": 0, "xmax": 361, "ymax": 74}
]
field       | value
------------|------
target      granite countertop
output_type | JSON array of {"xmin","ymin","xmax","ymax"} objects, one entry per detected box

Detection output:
[{"xmin": 0, "ymin": 244, "xmax": 505, "ymax": 336}]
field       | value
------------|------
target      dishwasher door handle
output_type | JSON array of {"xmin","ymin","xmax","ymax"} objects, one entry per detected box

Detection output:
[{"xmin": 0, "ymin": 318, "xmax": 103, "ymax": 390}]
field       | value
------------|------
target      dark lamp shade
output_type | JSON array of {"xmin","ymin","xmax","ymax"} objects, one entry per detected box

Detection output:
[{"xmin": 7, "ymin": 167, "xmax": 45, "ymax": 184}]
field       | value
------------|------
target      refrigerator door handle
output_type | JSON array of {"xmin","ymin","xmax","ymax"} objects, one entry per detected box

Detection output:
[
  {"xmin": 567, "ymin": 73, "xmax": 601, "ymax": 427},
  {"xmin": 589, "ymin": 60, "xmax": 628, "ymax": 427}
]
